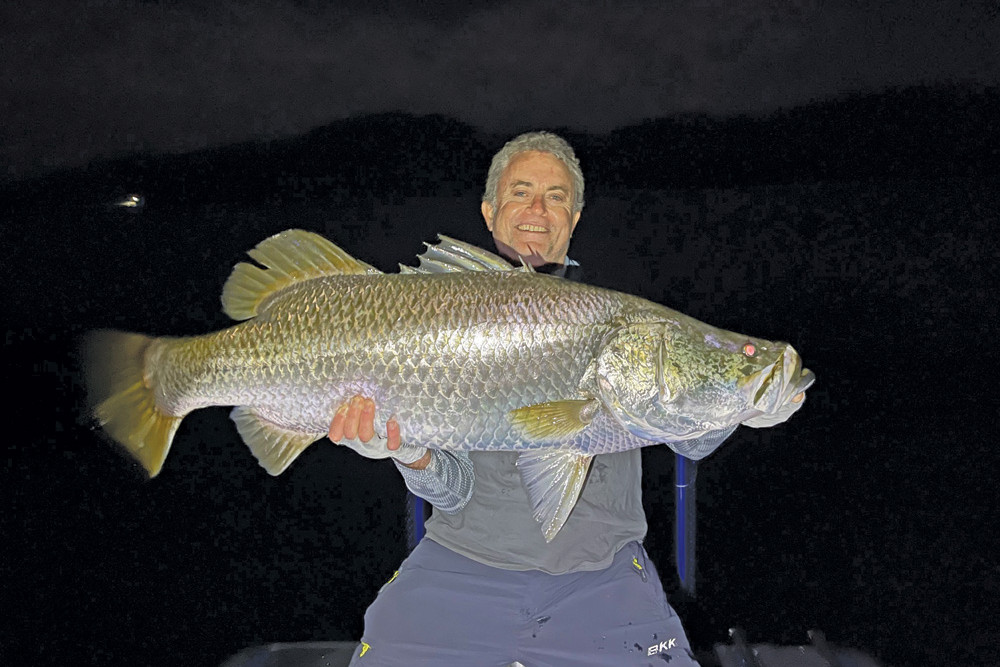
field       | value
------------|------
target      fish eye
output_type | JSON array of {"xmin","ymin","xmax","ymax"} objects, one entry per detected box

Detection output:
[{"xmin": 742, "ymin": 343, "xmax": 756, "ymax": 357}]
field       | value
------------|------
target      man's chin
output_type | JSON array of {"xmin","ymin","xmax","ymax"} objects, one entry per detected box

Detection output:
[{"xmin": 494, "ymin": 238, "xmax": 552, "ymax": 267}]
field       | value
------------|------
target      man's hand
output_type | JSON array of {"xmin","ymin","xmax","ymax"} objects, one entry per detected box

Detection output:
[{"xmin": 328, "ymin": 395, "xmax": 431, "ymax": 469}]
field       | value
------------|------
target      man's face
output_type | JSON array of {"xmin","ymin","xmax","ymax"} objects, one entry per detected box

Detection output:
[{"xmin": 481, "ymin": 150, "xmax": 581, "ymax": 265}]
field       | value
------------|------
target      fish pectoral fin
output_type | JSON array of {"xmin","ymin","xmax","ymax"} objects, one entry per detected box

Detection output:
[
  {"xmin": 222, "ymin": 229, "xmax": 382, "ymax": 321},
  {"xmin": 664, "ymin": 425, "xmax": 737, "ymax": 461},
  {"xmin": 508, "ymin": 398, "xmax": 600, "ymax": 442},
  {"xmin": 516, "ymin": 450, "xmax": 594, "ymax": 542},
  {"xmin": 230, "ymin": 407, "xmax": 325, "ymax": 475}
]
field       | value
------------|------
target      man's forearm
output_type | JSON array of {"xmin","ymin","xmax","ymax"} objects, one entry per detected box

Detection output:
[{"xmin": 394, "ymin": 450, "xmax": 475, "ymax": 514}]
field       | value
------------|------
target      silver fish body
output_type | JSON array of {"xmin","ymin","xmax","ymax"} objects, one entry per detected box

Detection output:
[
  {"xmin": 153, "ymin": 271, "xmax": 645, "ymax": 450},
  {"xmin": 84, "ymin": 230, "xmax": 814, "ymax": 539}
]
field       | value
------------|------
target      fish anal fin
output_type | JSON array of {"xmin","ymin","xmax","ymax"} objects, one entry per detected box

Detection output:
[
  {"xmin": 516, "ymin": 451, "xmax": 594, "ymax": 541},
  {"xmin": 222, "ymin": 229, "xmax": 382, "ymax": 321},
  {"xmin": 508, "ymin": 398, "xmax": 600, "ymax": 441},
  {"xmin": 230, "ymin": 406, "xmax": 325, "ymax": 475}
]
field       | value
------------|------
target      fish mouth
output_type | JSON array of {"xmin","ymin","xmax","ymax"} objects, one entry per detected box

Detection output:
[
  {"xmin": 752, "ymin": 346, "xmax": 814, "ymax": 410},
  {"xmin": 741, "ymin": 347, "xmax": 815, "ymax": 429},
  {"xmin": 775, "ymin": 346, "xmax": 815, "ymax": 406},
  {"xmin": 792, "ymin": 367, "xmax": 816, "ymax": 396}
]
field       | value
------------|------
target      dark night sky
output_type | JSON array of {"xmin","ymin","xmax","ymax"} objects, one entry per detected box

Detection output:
[
  {"xmin": 3, "ymin": 0, "xmax": 999, "ymax": 179},
  {"xmin": 3, "ymin": 3, "xmax": 1000, "ymax": 667}
]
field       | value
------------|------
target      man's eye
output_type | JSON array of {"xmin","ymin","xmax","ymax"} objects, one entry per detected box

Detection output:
[
  {"xmin": 514, "ymin": 190, "xmax": 528, "ymax": 197},
  {"xmin": 549, "ymin": 194, "xmax": 564, "ymax": 202}
]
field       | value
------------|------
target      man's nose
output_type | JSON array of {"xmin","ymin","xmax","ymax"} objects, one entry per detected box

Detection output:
[{"xmin": 530, "ymin": 194, "xmax": 546, "ymax": 214}]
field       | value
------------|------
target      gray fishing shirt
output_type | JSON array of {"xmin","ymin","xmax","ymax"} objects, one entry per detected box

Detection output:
[
  {"xmin": 393, "ymin": 258, "xmax": 648, "ymax": 575},
  {"xmin": 396, "ymin": 449, "xmax": 646, "ymax": 575}
]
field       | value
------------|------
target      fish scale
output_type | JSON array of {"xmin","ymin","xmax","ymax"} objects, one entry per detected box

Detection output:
[
  {"xmin": 83, "ymin": 229, "xmax": 814, "ymax": 540},
  {"xmin": 152, "ymin": 272, "xmax": 614, "ymax": 450}
]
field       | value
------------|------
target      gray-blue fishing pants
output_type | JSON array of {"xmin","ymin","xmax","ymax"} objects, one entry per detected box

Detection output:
[{"xmin": 347, "ymin": 538, "xmax": 700, "ymax": 667}]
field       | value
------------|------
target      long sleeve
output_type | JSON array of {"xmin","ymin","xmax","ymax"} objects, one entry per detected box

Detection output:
[{"xmin": 393, "ymin": 450, "xmax": 475, "ymax": 514}]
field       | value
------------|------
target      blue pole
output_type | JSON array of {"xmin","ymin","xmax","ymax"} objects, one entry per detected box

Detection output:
[
  {"xmin": 674, "ymin": 453, "xmax": 697, "ymax": 596},
  {"xmin": 406, "ymin": 491, "xmax": 426, "ymax": 550}
]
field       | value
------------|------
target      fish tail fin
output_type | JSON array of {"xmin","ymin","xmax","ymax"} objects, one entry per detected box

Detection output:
[{"xmin": 81, "ymin": 330, "xmax": 183, "ymax": 477}]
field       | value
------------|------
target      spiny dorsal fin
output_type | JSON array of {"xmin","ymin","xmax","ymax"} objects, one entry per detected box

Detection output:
[
  {"xmin": 222, "ymin": 229, "xmax": 382, "ymax": 320},
  {"xmin": 398, "ymin": 234, "xmax": 535, "ymax": 274}
]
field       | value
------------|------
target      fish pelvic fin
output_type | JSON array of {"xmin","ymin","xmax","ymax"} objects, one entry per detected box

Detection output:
[
  {"xmin": 508, "ymin": 398, "xmax": 600, "ymax": 442},
  {"xmin": 399, "ymin": 234, "xmax": 531, "ymax": 274},
  {"xmin": 516, "ymin": 450, "xmax": 594, "ymax": 541},
  {"xmin": 82, "ymin": 331, "xmax": 183, "ymax": 477},
  {"xmin": 222, "ymin": 229, "xmax": 382, "ymax": 321},
  {"xmin": 230, "ymin": 407, "xmax": 325, "ymax": 475}
]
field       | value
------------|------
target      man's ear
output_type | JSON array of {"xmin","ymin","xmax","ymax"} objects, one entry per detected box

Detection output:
[
  {"xmin": 570, "ymin": 210, "xmax": 581, "ymax": 234},
  {"xmin": 481, "ymin": 201, "xmax": 494, "ymax": 231}
]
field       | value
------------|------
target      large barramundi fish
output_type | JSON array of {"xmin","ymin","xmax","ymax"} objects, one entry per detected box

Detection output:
[{"xmin": 84, "ymin": 229, "xmax": 815, "ymax": 540}]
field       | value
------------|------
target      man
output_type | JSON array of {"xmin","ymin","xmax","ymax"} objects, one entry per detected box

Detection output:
[{"xmin": 330, "ymin": 132, "xmax": 701, "ymax": 666}]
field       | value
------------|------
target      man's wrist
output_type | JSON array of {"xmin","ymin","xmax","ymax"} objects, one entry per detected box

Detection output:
[{"xmin": 399, "ymin": 449, "xmax": 433, "ymax": 470}]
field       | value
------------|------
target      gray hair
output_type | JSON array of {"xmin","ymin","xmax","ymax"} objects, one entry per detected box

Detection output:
[{"xmin": 482, "ymin": 131, "xmax": 585, "ymax": 214}]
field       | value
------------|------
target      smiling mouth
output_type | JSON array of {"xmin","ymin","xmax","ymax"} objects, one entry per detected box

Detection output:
[{"xmin": 516, "ymin": 224, "xmax": 548, "ymax": 232}]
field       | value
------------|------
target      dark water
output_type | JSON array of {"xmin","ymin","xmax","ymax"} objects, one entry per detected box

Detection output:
[{"xmin": 3, "ymin": 105, "xmax": 998, "ymax": 666}]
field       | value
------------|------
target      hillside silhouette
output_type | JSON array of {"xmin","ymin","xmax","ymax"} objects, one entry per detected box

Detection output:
[{"xmin": 5, "ymin": 84, "xmax": 997, "ymax": 209}]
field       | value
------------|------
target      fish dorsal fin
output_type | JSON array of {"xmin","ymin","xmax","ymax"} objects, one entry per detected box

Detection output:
[
  {"xmin": 398, "ymin": 234, "xmax": 534, "ymax": 274},
  {"xmin": 222, "ymin": 229, "xmax": 382, "ymax": 320},
  {"xmin": 516, "ymin": 450, "xmax": 594, "ymax": 541},
  {"xmin": 230, "ymin": 406, "xmax": 326, "ymax": 475}
]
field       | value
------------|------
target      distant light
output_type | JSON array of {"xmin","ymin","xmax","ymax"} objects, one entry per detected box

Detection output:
[{"xmin": 112, "ymin": 194, "xmax": 145, "ymax": 210}]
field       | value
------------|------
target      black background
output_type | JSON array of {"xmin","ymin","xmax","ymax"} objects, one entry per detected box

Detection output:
[{"xmin": 3, "ymin": 86, "xmax": 998, "ymax": 666}]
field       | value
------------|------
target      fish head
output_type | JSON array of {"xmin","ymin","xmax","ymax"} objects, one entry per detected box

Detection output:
[{"xmin": 594, "ymin": 320, "xmax": 815, "ymax": 442}]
